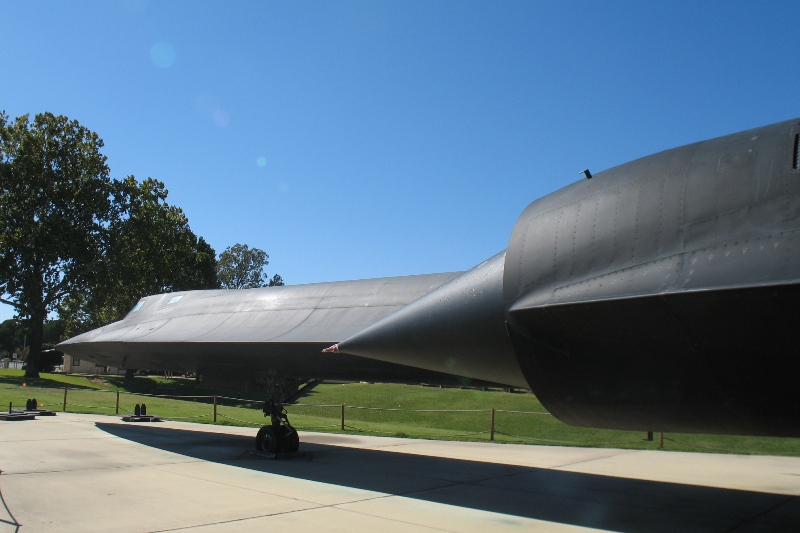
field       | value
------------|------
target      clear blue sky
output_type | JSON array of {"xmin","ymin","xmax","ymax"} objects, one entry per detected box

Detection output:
[{"xmin": 1, "ymin": 1, "xmax": 799, "ymax": 322}]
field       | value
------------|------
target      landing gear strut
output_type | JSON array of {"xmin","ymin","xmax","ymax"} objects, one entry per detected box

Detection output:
[
  {"xmin": 256, "ymin": 395, "xmax": 299, "ymax": 454},
  {"xmin": 255, "ymin": 376, "xmax": 319, "ymax": 454}
]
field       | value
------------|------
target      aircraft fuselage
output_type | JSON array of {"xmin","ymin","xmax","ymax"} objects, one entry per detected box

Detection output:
[{"xmin": 61, "ymin": 118, "xmax": 800, "ymax": 438}]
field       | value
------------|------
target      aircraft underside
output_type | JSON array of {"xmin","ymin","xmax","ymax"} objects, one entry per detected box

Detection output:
[{"xmin": 509, "ymin": 282, "xmax": 800, "ymax": 437}]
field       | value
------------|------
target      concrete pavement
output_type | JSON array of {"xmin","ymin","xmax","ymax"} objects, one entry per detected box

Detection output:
[{"xmin": 1, "ymin": 413, "xmax": 799, "ymax": 532}]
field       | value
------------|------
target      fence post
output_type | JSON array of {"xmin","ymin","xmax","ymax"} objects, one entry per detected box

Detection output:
[
  {"xmin": 490, "ymin": 408, "xmax": 496, "ymax": 441},
  {"xmin": 659, "ymin": 432, "xmax": 664, "ymax": 449},
  {"xmin": 63, "ymin": 386, "xmax": 68, "ymax": 412},
  {"xmin": 213, "ymin": 395, "xmax": 218, "ymax": 423},
  {"xmin": 341, "ymin": 404, "xmax": 345, "ymax": 431},
  {"xmin": 116, "ymin": 391, "xmax": 120, "ymax": 415}
]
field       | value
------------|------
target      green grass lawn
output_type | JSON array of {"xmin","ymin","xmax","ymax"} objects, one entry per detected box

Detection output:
[{"xmin": 2, "ymin": 369, "xmax": 799, "ymax": 457}]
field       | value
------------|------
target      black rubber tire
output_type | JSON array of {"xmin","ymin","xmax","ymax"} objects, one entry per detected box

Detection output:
[
  {"xmin": 279, "ymin": 425, "xmax": 300, "ymax": 453},
  {"xmin": 256, "ymin": 426, "xmax": 278, "ymax": 453}
]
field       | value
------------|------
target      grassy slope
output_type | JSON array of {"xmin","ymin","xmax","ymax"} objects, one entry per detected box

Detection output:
[{"xmin": 2, "ymin": 369, "xmax": 798, "ymax": 456}]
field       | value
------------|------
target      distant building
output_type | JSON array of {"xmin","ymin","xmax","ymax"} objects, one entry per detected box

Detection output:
[
  {"xmin": 61, "ymin": 354, "xmax": 125, "ymax": 375},
  {"xmin": 0, "ymin": 358, "xmax": 25, "ymax": 370}
]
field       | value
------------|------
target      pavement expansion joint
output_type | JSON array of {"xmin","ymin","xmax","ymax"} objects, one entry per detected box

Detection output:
[
  {"xmin": 369, "ymin": 441, "xmax": 430, "ymax": 450},
  {"xmin": 7, "ymin": 459, "xmax": 205, "ymax": 477},
  {"xmin": 145, "ymin": 464, "xmax": 327, "ymax": 501},
  {"xmin": 331, "ymin": 500, "xmax": 462, "ymax": 533},
  {"xmin": 0, "ymin": 435, "xmax": 119, "ymax": 444},
  {"xmin": 722, "ymin": 496, "xmax": 797, "ymax": 533},
  {"xmin": 552, "ymin": 448, "xmax": 642, "ymax": 470},
  {"xmin": 149, "ymin": 493, "xmax": 455, "ymax": 533},
  {"xmin": 417, "ymin": 469, "xmax": 532, "ymax": 496},
  {"xmin": 147, "ymin": 505, "xmax": 328, "ymax": 533},
  {"xmin": 146, "ymin": 493, "xmax": 443, "ymax": 533},
  {"xmin": 149, "ymin": 494, "xmax": 450, "ymax": 533}
]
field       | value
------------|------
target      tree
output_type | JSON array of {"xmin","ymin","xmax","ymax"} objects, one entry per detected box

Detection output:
[
  {"xmin": 0, "ymin": 319, "xmax": 24, "ymax": 357},
  {"xmin": 217, "ymin": 244, "xmax": 282, "ymax": 289},
  {"xmin": 59, "ymin": 177, "xmax": 220, "ymax": 336},
  {"xmin": 182, "ymin": 236, "xmax": 219, "ymax": 290},
  {"xmin": 0, "ymin": 112, "xmax": 115, "ymax": 378},
  {"xmin": 42, "ymin": 319, "xmax": 65, "ymax": 348},
  {"xmin": 108, "ymin": 176, "xmax": 219, "ymax": 295}
]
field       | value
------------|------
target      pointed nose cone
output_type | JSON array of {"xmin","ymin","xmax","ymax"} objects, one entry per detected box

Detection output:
[{"xmin": 337, "ymin": 252, "xmax": 528, "ymax": 388}]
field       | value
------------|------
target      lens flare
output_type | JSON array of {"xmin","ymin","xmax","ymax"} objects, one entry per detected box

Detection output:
[
  {"xmin": 256, "ymin": 157, "xmax": 267, "ymax": 167},
  {"xmin": 212, "ymin": 110, "xmax": 230, "ymax": 127},
  {"xmin": 150, "ymin": 42, "xmax": 176, "ymax": 68}
]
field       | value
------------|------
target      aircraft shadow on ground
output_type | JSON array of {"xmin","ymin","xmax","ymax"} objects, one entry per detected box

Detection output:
[{"xmin": 95, "ymin": 423, "xmax": 797, "ymax": 532}]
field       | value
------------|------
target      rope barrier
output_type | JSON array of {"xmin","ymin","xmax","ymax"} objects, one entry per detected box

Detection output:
[
  {"xmin": 661, "ymin": 436, "xmax": 737, "ymax": 453},
  {"xmin": 491, "ymin": 430, "xmax": 646, "ymax": 446},
  {"xmin": 343, "ymin": 424, "xmax": 489, "ymax": 438},
  {"xmin": 64, "ymin": 403, "xmax": 115, "ymax": 410},
  {"xmin": 7, "ymin": 383, "xmax": 744, "ymax": 453},
  {"xmin": 159, "ymin": 414, "xmax": 211, "ymax": 420},
  {"xmin": 341, "ymin": 425, "xmax": 404, "ymax": 435},
  {"xmin": 124, "ymin": 392, "xmax": 216, "ymax": 399},
  {"xmin": 289, "ymin": 403, "xmax": 348, "ymax": 408},
  {"xmin": 215, "ymin": 413, "xmax": 262, "ymax": 426},
  {"xmin": 0, "ymin": 384, "xmax": 784, "ymax": 456},
  {"xmin": 495, "ymin": 409, "xmax": 552, "ymax": 415},
  {"xmin": 346, "ymin": 406, "xmax": 488, "ymax": 413},
  {"xmin": 216, "ymin": 395, "xmax": 264, "ymax": 404}
]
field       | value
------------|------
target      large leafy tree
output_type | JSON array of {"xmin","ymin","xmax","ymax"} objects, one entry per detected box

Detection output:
[
  {"xmin": 217, "ymin": 243, "xmax": 283, "ymax": 289},
  {"xmin": 0, "ymin": 319, "xmax": 61, "ymax": 358},
  {"xmin": 0, "ymin": 319, "xmax": 24, "ymax": 357},
  {"xmin": 0, "ymin": 112, "xmax": 115, "ymax": 378},
  {"xmin": 59, "ymin": 176, "xmax": 220, "ymax": 336}
]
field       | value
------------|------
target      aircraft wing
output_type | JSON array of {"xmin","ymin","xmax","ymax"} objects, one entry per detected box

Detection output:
[{"xmin": 57, "ymin": 272, "xmax": 509, "ymax": 388}]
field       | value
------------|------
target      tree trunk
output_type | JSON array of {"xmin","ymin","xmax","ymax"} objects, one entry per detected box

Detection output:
[{"xmin": 24, "ymin": 309, "xmax": 45, "ymax": 379}]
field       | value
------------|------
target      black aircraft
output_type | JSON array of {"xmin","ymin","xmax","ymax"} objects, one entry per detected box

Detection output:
[{"xmin": 59, "ymin": 118, "xmax": 800, "ymax": 452}]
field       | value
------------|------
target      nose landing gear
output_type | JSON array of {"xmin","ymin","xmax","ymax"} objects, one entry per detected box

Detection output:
[
  {"xmin": 256, "ymin": 400, "xmax": 299, "ymax": 454},
  {"xmin": 255, "ymin": 377, "xmax": 319, "ymax": 455}
]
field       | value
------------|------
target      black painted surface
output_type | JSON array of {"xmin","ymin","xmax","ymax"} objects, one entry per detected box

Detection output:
[{"xmin": 508, "ymin": 283, "xmax": 800, "ymax": 436}]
